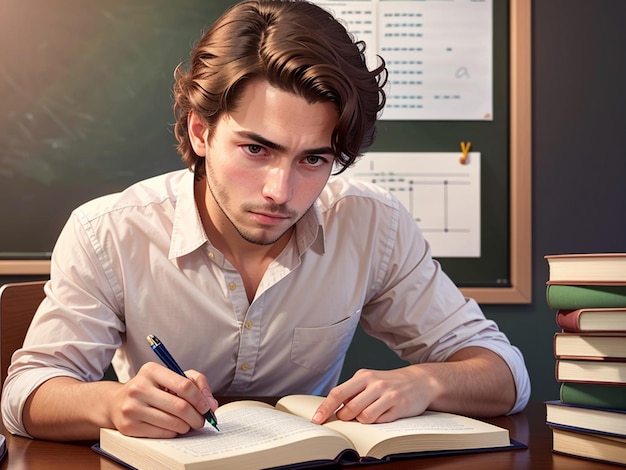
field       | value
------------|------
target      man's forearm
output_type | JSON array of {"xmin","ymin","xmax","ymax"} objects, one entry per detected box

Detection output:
[
  {"xmin": 423, "ymin": 346, "xmax": 517, "ymax": 417},
  {"xmin": 23, "ymin": 376, "xmax": 120, "ymax": 441}
]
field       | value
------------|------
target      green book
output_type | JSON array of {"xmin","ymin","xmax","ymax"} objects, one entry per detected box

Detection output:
[
  {"xmin": 546, "ymin": 284, "xmax": 626, "ymax": 310},
  {"xmin": 560, "ymin": 382, "xmax": 626, "ymax": 411}
]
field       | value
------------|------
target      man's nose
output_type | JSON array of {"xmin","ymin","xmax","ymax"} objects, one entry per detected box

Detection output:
[{"xmin": 262, "ymin": 166, "xmax": 293, "ymax": 205}]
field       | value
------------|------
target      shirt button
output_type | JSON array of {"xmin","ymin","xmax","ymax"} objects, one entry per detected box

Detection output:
[
  {"xmin": 244, "ymin": 320, "xmax": 253, "ymax": 330},
  {"xmin": 208, "ymin": 251, "xmax": 215, "ymax": 259},
  {"xmin": 241, "ymin": 363, "xmax": 250, "ymax": 372},
  {"xmin": 228, "ymin": 282, "xmax": 237, "ymax": 291}
]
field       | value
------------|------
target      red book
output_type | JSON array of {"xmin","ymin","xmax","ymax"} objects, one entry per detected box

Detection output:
[{"xmin": 556, "ymin": 308, "xmax": 626, "ymax": 333}]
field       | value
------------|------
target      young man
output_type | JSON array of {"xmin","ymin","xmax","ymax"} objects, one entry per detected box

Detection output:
[{"xmin": 2, "ymin": 0, "xmax": 529, "ymax": 441}]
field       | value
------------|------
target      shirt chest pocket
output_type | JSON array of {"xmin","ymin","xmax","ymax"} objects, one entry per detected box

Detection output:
[{"xmin": 290, "ymin": 309, "xmax": 361, "ymax": 374}]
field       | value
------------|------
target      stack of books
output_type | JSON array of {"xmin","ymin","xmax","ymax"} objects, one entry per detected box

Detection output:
[{"xmin": 544, "ymin": 253, "xmax": 626, "ymax": 466}]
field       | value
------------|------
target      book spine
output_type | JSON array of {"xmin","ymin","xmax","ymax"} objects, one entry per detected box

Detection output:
[
  {"xmin": 546, "ymin": 284, "xmax": 626, "ymax": 310},
  {"xmin": 555, "ymin": 311, "xmax": 581, "ymax": 332},
  {"xmin": 559, "ymin": 382, "xmax": 626, "ymax": 411}
]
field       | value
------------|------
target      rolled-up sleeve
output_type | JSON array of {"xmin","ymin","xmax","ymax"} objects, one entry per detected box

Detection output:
[
  {"xmin": 358, "ymin": 198, "xmax": 530, "ymax": 415},
  {"xmin": 1, "ymin": 210, "xmax": 125, "ymax": 437}
]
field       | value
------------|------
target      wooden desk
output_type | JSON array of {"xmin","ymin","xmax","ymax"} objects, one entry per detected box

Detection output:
[{"xmin": 0, "ymin": 401, "xmax": 616, "ymax": 469}]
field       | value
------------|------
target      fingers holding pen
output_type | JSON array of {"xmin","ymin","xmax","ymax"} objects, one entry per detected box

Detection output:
[
  {"xmin": 185, "ymin": 369, "xmax": 220, "ymax": 415},
  {"xmin": 146, "ymin": 334, "xmax": 220, "ymax": 431},
  {"xmin": 150, "ymin": 364, "xmax": 218, "ymax": 427},
  {"xmin": 111, "ymin": 362, "xmax": 208, "ymax": 437}
]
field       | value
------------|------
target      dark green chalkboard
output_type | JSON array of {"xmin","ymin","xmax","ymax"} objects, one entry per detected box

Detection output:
[{"xmin": 0, "ymin": 0, "xmax": 531, "ymax": 303}]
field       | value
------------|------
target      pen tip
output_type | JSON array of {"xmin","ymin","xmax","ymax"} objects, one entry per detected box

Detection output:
[{"xmin": 205, "ymin": 413, "xmax": 220, "ymax": 432}]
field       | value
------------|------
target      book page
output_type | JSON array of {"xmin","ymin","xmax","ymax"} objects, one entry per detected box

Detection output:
[
  {"xmin": 101, "ymin": 401, "xmax": 355, "ymax": 470},
  {"xmin": 327, "ymin": 410, "xmax": 509, "ymax": 458},
  {"xmin": 275, "ymin": 394, "xmax": 330, "ymax": 420},
  {"xmin": 276, "ymin": 395, "xmax": 509, "ymax": 458},
  {"xmin": 160, "ymin": 404, "xmax": 351, "ymax": 458}
]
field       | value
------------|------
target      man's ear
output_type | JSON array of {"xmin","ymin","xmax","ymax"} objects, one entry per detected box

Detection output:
[{"xmin": 188, "ymin": 111, "xmax": 209, "ymax": 157}]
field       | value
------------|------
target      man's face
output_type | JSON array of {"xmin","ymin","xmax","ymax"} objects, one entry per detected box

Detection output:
[{"xmin": 193, "ymin": 79, "xmax": 339, "ymax": 246}]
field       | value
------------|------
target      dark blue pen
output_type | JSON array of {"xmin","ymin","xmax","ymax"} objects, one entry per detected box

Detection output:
[{"xmin": 147, "ymin": 334, "xmax": 220, "ymax": 431}]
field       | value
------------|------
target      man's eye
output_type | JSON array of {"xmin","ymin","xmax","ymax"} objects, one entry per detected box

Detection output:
[
  {"xmin": 305, "ymin": 155, "xmax": 327, "ymax": 166},
  {"xmin": 245, "ymin": 144, "xmax": 264, "ymax": 155}
]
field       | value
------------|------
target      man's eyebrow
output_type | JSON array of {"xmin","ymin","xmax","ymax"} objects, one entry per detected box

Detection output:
[{"xmin": 237, "ymin": 131, "xmax": 334, "ymax": 156}]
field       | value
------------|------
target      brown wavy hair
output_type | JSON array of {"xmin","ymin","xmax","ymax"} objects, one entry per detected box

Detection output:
[{"xmin": 173, "ymin": 0, "xmax": 387, "ymax": 178}]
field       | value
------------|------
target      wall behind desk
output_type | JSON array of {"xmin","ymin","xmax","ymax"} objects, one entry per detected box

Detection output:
[
  {"xmin": 0, "ymin": 0, "xmax": 514, "ymax": 291},
  {"xmin": 342, "ymin": 0, "xmax": 626, "ymax": 402},
  {"xmin": 2, "ymin": 1, "xmax": 626, "ymax": 403}
]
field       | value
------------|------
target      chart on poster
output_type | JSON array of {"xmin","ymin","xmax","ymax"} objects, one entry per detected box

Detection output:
[{"xmin": 340, "ymin": 152, "xmax": 480, "ymax": 257}]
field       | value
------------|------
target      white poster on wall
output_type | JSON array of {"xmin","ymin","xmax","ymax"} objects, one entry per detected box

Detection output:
[
  {"xmin": 312, "ymin": 0, "xmax": 493, "ymax": 121},
  {"xmin": 339, "ymin": 152, "xmax": 481, "ymax": 258}
]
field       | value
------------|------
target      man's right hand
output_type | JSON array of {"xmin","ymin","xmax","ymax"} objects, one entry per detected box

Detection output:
[
  {"xmin": 22, "ymin": 362, "xmax": 218, "ymax": 441},
  {"xmin": 109, "ymin": 361, "xmax": 218, "ymax": 437}
]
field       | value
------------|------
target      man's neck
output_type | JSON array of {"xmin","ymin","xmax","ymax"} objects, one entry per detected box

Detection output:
[
  {"xmin": 194, "ymin": 178, "xmax": 294, "ymax": 302},
  {"xmin": 208, "ymin": 224, "xmax": 294, "ymax": 303}
]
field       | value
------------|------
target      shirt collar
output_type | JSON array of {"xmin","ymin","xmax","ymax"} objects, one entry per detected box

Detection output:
[
  {"xmin": 169, "ymin": 170, "xmax": 208, "ymax": 259},
  {"xmin": 296, "ymin": 203, "xmax": 325, "ymax": 256}
]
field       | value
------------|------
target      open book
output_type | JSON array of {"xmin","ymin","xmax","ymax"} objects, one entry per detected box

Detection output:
[{"xmin": 96, "ymin": 395, "xmax": 518, "ymax": 470}]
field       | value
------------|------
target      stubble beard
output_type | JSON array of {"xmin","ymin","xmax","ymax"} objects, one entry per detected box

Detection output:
[{"xmin": 205, "ymin": 174, "xmax": 298, "ymax": 247}]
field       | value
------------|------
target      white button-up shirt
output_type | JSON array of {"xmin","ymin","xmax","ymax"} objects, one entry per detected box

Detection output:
[{"xmin": 2, "ymin": 169, "xmax": 530, "ymax": 436}]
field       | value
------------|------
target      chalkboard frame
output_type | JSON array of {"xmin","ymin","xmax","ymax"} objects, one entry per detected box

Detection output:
[
  {"xmin": 0, "ymin": 0, "xmax": 532, "ymax": 305},
  {"xmin": 460, "ymin": 0, "xmax": 531, "ymax": 304}
]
